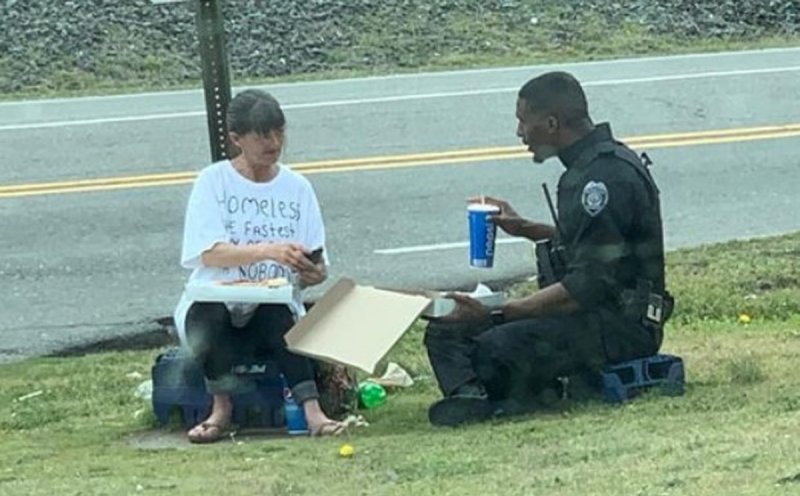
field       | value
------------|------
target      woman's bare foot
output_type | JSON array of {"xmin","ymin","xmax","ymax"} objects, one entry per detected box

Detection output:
[
  {"xmin": 302, "ymin": 399, "xmax": 346, "ymax": 437},
  {"xmin": 187, "ymin": 394, "xmax": 233, "ymax": 444}
]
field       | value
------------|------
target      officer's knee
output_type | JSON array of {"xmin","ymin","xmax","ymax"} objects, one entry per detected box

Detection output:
[
  {"xmin": 422, "ymin": 320, "xmax": 438, "ymax": 340},
  {"xmin": 472, "ymin": 328, "xmax": 512, "ymax": 370},
  {"xmin": 474, "ymin": 325, "xmax": 514, "ymax": 351},
  {"xmin": 472, "ymin": 323, "xmax": 556, "ymax": 371},
  {"xmin": 424, "ymin": 319, "xmax": 481, "ymax": 341},
  {"xmin": 424, "ymin": 319, "xmax": 442, "ymax": 335}
]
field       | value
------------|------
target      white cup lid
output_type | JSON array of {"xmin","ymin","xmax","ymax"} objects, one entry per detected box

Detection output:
[{"xmin": 467, "ymin": 203, "xmax": 500, "ymax": 213}]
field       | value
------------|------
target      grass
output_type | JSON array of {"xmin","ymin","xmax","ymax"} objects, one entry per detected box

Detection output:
[
  {"xmin": 1, "ymin": 232, "xmax": 800, "ymax": 495},
  {"xmin": 508, "ymin": 231, "xmax": 800, "ymax": 326},
  {"xmin": 667, "ymin": 233, "xmax": 800, "ymax": 324},
  {"xmin": 3, "ymin": 24, "xmax": 798, "ymax": 101}
]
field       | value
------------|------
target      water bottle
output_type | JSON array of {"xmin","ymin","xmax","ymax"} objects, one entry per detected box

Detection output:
[
  {"xmin": 358, "ymin": 381, "xmax": 387, "ymax": 410},
  {"xmin": 282, "ymin": 378, "xmax": 308, "ymax": 435}
]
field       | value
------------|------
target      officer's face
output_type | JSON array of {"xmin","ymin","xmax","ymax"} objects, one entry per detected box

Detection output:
[{"xmin": 516, "ymin": 98, "xmax": 559, "ymax": 163}]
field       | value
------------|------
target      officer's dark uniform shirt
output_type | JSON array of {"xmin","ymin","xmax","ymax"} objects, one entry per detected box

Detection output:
[{"xmin": 555, "ymin": 123, "xmax": 665, "ymax": 312}]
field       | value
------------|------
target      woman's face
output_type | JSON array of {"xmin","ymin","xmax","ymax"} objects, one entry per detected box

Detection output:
[{"xmin": 230, "ymin": 127, "xmax": 284, "ymax": 168}]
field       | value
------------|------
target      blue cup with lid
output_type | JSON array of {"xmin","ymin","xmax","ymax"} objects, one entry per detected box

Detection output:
[{"xmin": 468, "ymin": 203, "xmax": 500, "ymax": 268}]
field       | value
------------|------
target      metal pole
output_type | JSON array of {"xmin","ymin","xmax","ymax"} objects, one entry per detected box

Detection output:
[{"xmin": 194, "ymin": 0, "xmax": 232, "ymax": 162}]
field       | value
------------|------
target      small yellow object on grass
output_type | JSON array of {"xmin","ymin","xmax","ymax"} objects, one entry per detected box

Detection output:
[
  {"xmin": 738, "ymin": 313, "xmax": 752, "ymax": 324},
  {"xmin": 338, "ymin": 443, "xmax": 355, "ymax": 458}
]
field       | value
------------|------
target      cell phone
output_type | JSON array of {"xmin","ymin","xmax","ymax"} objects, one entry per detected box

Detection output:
[{"xmin": 306, "ymin": 247, "xmax": 324, "ymax": 265}]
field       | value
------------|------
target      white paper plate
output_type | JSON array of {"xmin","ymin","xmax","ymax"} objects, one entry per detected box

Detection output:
[
  {"xmin": 421, "ymin": 283, "xmax": 505, "ymax": 318},
  {"xmin": 185, "ymin": 281, "xmax": 296, "ymax": 304}
]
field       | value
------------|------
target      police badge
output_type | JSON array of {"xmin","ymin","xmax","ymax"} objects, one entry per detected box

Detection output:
[{"xmin": 582, "ymin": 181, "xmax": 608, "ymax": 217}]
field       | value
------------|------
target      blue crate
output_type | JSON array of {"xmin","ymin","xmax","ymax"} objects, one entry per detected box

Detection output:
[
  {"xmin": 151, "ymin": 347, "xmax": 285, "ymax": 428},
  {"xmin": 229, "ymin": 373, "xmax": 285, "ymax": 428},
  {"xmin": 601, "ymin": 354, "xmax": 685, "ymax": 404}
]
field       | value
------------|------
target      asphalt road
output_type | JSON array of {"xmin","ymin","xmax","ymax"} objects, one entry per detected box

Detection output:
[{"xmin": 1, "ymin": 47, "xmax": 799, "ymax": 361}]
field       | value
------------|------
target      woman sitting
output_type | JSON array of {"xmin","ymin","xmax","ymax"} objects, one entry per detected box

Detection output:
[{"xmin": 174, "ymin": 89, "xmax": 345, "ymax": 443}]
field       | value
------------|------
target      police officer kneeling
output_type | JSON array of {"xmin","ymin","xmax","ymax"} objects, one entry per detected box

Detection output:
[{"xmin": 425, "ymin": 71, "xmax": 673, "ymax": 427}]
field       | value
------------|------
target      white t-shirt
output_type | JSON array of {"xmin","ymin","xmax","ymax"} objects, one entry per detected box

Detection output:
[{"xmin": 173, "ymin": 160, "xmax": 326, "ymax": 345}]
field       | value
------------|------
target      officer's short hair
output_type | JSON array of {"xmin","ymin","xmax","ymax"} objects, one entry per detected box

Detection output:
[
  {"xmin": 227, "ymin": 89, "xmax": 286, "ymax": 136},
  {"xmin": 518, "ymin": 72, "xmax": 589, "ymax": 129}
]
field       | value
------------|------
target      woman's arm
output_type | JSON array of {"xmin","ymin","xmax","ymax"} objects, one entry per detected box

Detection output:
[{"xmin": 201, "ymin": 242, "xmax": 315, "ymax": 272}]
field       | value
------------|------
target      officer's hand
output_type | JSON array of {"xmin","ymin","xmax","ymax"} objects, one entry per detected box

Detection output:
[
  {"xmin": 467, "ymin": 196, "xmax": 526, "ymax": 237},
  {"xmin": 434, "ymin": 293, "xmax": 491, "ymax": 326}
]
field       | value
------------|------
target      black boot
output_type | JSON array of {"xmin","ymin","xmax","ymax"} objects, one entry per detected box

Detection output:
[{"xmin": 428, "ymin": 382, "xmax": 493, "ymax": 427}]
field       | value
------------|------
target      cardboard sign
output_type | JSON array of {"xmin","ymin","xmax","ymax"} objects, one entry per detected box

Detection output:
[{"xmin": 284, "ymin": 278, "xmax": 431, "ymax": 374}]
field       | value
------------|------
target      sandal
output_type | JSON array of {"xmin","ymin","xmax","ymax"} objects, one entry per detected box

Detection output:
[
  {"xmin": 187, "ymin": 422, "xmax": 232, "ymax": 444},
  {"xmin": 309, "ymin": 421, "xmax": 347, "ymax": 437}
]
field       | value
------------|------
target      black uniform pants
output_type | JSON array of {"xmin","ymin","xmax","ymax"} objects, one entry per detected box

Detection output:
[
  {"xmin": 185, "ymin": 302, "xmax": 318, "ymax": 403},
  {"xmin": 424, "ymin": 309, "xmax": 658, "ymax": 404}
]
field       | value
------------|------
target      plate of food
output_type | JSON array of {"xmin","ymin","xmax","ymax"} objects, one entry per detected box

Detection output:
[
  {"xmin": 421, "ymin": 283, "xmax": 505, "ymax": 318},
  {"xmin": 185, "ymin": 277, "xmax": 296, "ymax": 304}
]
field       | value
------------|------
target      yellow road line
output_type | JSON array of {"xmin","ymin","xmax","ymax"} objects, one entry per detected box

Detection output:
[
  {"xmin": 625, "ymin": 123, "xmax": 800, "ymax": 142},
  {"xmin": 1, "ymin": 124, "xmax": 798, "ymax": 198}
]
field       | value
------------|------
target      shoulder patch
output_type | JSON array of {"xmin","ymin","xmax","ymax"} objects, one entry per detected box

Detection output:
[{"xmin": 581, "ymin": 181, "xmax": 608, "ymax": 217}]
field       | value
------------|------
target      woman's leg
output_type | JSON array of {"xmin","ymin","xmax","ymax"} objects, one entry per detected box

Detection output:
[
  {"xmin": 183, "ymin": 302, "xmax": 239, "ymax": 442},
  {"xmin": 246, "ymin": 304, "xmax": 345, "ymax": 436}
]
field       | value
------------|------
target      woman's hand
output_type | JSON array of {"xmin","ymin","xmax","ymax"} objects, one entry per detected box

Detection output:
[
  {"xmin": 262, "ymin": 243, "xmax": 316, "ymax": 272},
  {"xmin": 298, "ymin": 263, "xmax": 327, "ymax": 289}
]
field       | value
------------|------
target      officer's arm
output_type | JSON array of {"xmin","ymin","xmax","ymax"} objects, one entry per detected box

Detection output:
[
  {"xmin": 559, "ymin": 169, "xmax": 636, "ymax": 310},
  {"xmin": 515, "ymin": 221, "xmax": 558, "ymax": 242},
  {"xmin": 503, "ymin": 282, "xmax": 581, "ymax": 320}
]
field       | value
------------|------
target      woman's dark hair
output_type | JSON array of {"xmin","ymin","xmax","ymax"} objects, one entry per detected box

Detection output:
[{"xmin": 227, "ymin": 89, "xmax": 286, "ymax": 136}]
